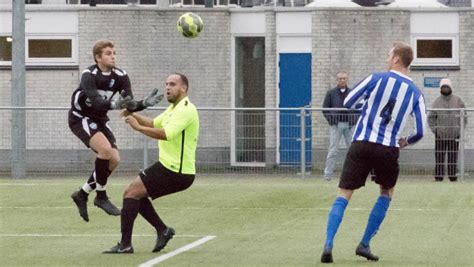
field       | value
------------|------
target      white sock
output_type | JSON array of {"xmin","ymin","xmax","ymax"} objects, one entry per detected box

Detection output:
[
  {"xmin": 81, "ymin": 182, "xmax": 94, "ymax": 194},
  {"xmin": 96, "ymin": 183, "xmax": 106, "ymax": 191}
]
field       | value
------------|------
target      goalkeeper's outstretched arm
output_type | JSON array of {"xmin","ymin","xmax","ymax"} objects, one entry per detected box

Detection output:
[
  {"xmin": 125, "ymin": 88, "xmax": 164, "ymax": 112},
  {"xmin": 125, "ymin": 100, "xmax": 147, "ymax": 112}
]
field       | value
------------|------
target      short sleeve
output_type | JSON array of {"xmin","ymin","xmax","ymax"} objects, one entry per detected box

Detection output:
[
  {"xmin": 162, "ymin": 107, "xmax": 193, "ymax": 140},
  {"xmin": 153, "ymin": 112, "xmax": 165, "ymax": 129}
]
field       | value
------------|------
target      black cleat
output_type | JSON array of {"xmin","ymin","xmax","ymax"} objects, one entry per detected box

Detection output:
[
  {"xmin": 71, "ymin": 191, "xmax": 89, "ymax": 222},
  {"xmin": 449, "ymin": 176, "xmax": 458, "ymax": 182},
  {"xmin": 103, "ymin": 242, "xmax": 134, "ymax": 254},
  {"xmin": 321, "ymin": 247, "xmax": 333, "ymax": 263},
  {"xmin": 152, "ymin": 227, "xmax": 175, "ymax": 252},
  {"xmin": 356, "ymin": 243, "xmax": 379, "ymax": 261},
  {"xmin": 94, "ymin": 197, "xmax": 121, "ymax": 216}
]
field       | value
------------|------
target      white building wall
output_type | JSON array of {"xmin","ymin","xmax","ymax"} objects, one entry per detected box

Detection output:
[
  {"xmin": 230, "ymin": 12, "xmax": 265, "ymax": 34},
  {"xmin": 0, "ymin": 11, "xmax": 78, "ymax": 33}
]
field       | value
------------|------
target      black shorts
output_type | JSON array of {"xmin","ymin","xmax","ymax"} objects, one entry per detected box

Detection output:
[
  {"xmin": 68, "ymin": 110, "xmax": 117, "ymax": 149},
  {"xmin": 339, "ymin": 141, "xmax": 399, "ymax": 190},
  {"xmin": 139, "ymin": 161, "xmax": 195, "ymax": 199}
]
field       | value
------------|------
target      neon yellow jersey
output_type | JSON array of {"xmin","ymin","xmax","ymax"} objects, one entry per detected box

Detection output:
[{"xmin": 153, "ymin": 97, "xmax": 199, "ymax": 174}]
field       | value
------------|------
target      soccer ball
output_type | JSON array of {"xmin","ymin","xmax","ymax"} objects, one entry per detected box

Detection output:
[{"xmin": 177, "ymin": 12, "xmax": 204, "ymax": 38}]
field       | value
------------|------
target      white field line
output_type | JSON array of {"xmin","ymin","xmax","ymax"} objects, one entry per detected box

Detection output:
[
  {"xmin": 138, "ymin": 235, "xmax": 216, "ymax": 267},
  {"xmin": 0, "ymin": 183, "xmax": 335, "ymax": 187},
  {"xmin": 0, "ymin": 183, "xmax": 130, "ymax": 186},
  {"xmin": 0, "ymin": 206, "xmax": 442, "ymax": 211},
  {"xmin": 0, "ymin": 233, "xmax": 204, "ymax": 238}
]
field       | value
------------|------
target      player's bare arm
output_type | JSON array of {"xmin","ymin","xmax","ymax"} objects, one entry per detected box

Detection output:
[
  {"xmin": 120, "ymin": 110, "xmax": 153, "ymax": 127},
  {"xmin": 124, "ymin": 115, "xmax": 167, "ymax": 140}
]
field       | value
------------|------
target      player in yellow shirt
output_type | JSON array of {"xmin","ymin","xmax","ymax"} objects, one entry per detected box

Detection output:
[{"xmin": 104, "ymin": 73, "xmax": 199, "ymax": 254}]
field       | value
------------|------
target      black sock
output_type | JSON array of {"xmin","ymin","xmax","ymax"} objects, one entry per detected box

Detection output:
[
  {"xmin": 96, "ymin": 190, "xmax": 107, "ymax": 199},
  {"xmin": 95, "ymin": 158, "xmax": 111, "ymax": 199},
  {"xmin": 95, "ymin": 158, "xmax": 111, "ymax": 186},
  {"xmin": 120, "ymin": 198, "xmax": 140, "ymax": 246},
  {"xmin": 78, "ymin": 189, "xmax": 89, "ymax": 198},
  {"xmin": 139, "ymin": 198, "xmax": 167, "ymax": 232}
]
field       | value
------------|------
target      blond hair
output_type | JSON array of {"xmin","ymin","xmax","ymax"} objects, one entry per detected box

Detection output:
[{"xmin": 92, "ymin": 40, "xmax": 114, "ymax": 63}]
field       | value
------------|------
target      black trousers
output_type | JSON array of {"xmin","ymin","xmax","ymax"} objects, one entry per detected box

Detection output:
[{"xmin": 435, "ymin": 137, "xmax": 459, "ymax": 178}]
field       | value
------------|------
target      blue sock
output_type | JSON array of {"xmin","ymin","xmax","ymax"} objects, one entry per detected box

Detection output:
[
  {"xmin": 324, "ymin": 197, "xmax": 349, "ymax": 250},
  {"xmin": 360, "ymin": 195, "xmax": 391, "ymax": 247}
]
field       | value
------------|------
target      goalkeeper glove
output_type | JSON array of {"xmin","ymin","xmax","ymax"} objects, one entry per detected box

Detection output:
[
  {"xmin": 110, "ymin": 95, "xmax": 133, "ymax": 110},
  {"xmin": 143, "ymin": 88, "xmax": 164, "ymax": 107},
  {"xmin": 126, "ymin": 88, "xmax": 164, "ymax": 112}
]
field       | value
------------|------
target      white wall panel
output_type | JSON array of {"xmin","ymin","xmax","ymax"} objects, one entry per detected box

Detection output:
[
  {"xmin": 26, "ymin": 12, "xmax": 78, "ymax": 33},
  {"xmin": 276, "ymin": 12, "xmax": 311, "ymax": 34},
  {"xmin": 0, "ymin": 11, "xmax": 78, "ymax": 34},
  {"xmin": 278, "ymin": 36, "xmax": 312, "ymax": 53},
  {"xmin": 231, "ymin": 13, "xmax": 265, "ymax": 34},
  {"xmin": 0, "ymin": 12, "xmax": 11, "ymax": 33},
  {"xmin": 411, "ymin": 12, "xmax": 458, "ymax": 34}
]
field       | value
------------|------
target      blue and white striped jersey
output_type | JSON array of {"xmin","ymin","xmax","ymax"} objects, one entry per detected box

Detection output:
[{"xmin": 344, "ymin": 70, "xmax": 427, "ymax": 147}]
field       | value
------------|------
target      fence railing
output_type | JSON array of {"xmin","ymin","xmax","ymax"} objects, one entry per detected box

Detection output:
[{"xmin": 1, "ymin": 107, "xmax": 472, "ymax": 179}]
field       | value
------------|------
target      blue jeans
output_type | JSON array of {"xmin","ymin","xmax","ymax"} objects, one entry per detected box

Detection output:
[{"xmin": 324, "ymin": 122, "xmax": 353, "ymax": 178}]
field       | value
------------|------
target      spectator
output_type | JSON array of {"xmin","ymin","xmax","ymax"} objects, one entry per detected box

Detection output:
[
  {"xmin": 322, "ymin": 71, "xmax": 358, "ymax": 180},
  {"xmin": 428, "ymin": 78, "xmax": 467, "ymax": 182}
]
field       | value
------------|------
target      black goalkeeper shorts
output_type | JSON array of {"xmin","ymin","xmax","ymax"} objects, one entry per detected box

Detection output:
[
  {"xmin": 139, "ymin": 161, "xmax": 195, "ymax": 199},
  {"xmin": 68, "ymin": 110, "xmax": 117, "ymax": 149},
  {"xmin": 339, "ymin": 141, "xmax": 399, "ymax": 190}
]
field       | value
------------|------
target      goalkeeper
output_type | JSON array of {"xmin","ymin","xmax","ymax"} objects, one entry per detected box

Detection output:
[{"xmin": 68, "ymin": 40, "xmax": 162, "ymax": 222}]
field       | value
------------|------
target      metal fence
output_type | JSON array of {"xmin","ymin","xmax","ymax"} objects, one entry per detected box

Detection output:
[{"xmin": 1, "ymin": 107, "xmax": 472, "ymax": 179}]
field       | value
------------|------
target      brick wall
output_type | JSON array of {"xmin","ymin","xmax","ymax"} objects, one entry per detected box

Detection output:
[
  {"xmin": 0, "ymin": 7, "xmax": 473, "ymax": 158},
  {"xmin": 78, "ymin": 9, "xmax": 231, "ymax": 107},
  {"xmin": 312, "ymin": 9, "xmax": 410, "ymax": 107},
  {"xmin": 76, "ymin": 9, "xmax": 233, "ymax": 148}
]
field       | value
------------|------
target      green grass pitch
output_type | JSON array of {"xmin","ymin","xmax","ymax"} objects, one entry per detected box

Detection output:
[{"xmin": 0, "ymin": 177, "xmax": 472, "ymax": 266}]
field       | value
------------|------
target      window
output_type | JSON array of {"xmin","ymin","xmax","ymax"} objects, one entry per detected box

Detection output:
[
  {"xmin": 139, "ymin": 0, "xmax": 156, "ymax": 4},
  {"xmin": 0, "ymin": 36, "xmax": 12, "ymax": 62},
  {"xmin": 410, "ymin": 13, "xmax": 459, "ymax": 67},
  {"xmin": 416, "ymin": 39, "xmax": 452, "ymax": 58},
  {"xmin": 181, "ymin": 0, "xmax": 204, "ymax": 4},
  {"xmin": 171, "ymin": 0, "xmax": 234, "ymax": 5},
  {"xmin": 411, "ymin": 35, "xmax": 458, "ymax": 66},
  {"xmin": 0, "ymin": 35, "xmax": 77, "ymax": 66},
  {"xmin": 27, "ymin": 36, "xmax": 77, "ymax": 65},
  {"xmin": 69, "ymin": 0, "xmax": 156, "ymax": 3},
  {"xmin": 79, "ymin": 0, "xmax": 126, "ymax": 3},
  {"xmin": 28, "ymin": 39, "xmax": 72, "ymax": 58}
]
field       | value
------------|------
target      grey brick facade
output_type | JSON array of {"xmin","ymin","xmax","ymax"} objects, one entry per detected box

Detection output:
[{"xmin": 0, "ymin": 7, "xmax": 473, "ymax": 173}]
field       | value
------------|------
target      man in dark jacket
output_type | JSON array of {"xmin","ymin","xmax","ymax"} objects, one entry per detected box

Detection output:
[
  {"xmin": 322, "ymin": 71, "xmax": 358, "ymax": 180},
  {"xmin": 428, "ymin": 78, "xmax": 467, "ymax": 182}
]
